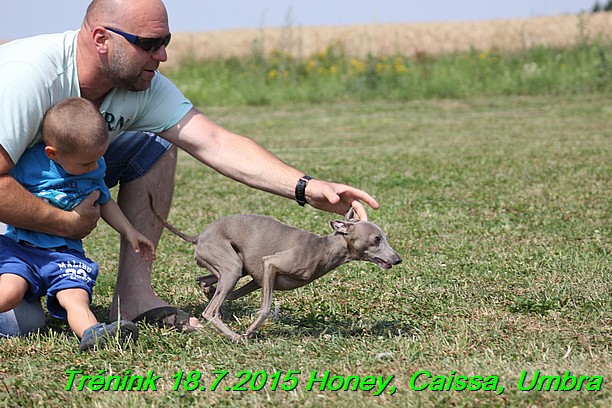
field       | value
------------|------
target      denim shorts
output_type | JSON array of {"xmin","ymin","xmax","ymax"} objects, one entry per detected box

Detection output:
[
  {"xmin": 103, "ymin": 131, "xmax": 173, "ymax": 188},
  {"xmin": 0, "ymin": 235, "xmax": 98, "ymax": 320}
]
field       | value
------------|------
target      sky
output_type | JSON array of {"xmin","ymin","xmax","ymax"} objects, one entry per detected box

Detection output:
[{"xmin": 0, "ymin": 0, "xmax": 601, "ymax": 40}]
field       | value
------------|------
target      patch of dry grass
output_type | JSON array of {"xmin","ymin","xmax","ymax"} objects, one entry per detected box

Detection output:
[{"xmin": 165, "ymin": 13, "xmax": 612, "ymax": 70}]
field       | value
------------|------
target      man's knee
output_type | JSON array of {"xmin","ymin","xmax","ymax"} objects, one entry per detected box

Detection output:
[{"xmin": 0, "ymin": 299, "xmax": 45, "ymax": 338}]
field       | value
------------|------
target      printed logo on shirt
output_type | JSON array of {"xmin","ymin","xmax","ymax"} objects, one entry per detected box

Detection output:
[{"xmin": 103, "ymin": 111, "xmax": 131, "ymax": 132}]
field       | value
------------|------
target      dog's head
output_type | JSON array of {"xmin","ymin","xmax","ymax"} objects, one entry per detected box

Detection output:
[{"xmin": 330, "ymin": 212, "xmax": 402, "ymax": 269}]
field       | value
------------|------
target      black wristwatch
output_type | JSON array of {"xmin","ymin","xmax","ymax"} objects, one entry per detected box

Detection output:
[{"xmin": 295, "ymin": 175, "xmax": 313, "ymax": 206}]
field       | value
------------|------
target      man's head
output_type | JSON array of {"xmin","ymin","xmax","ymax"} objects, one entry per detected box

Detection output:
[
  {"xmin": 42, "ymin": 97, "xmax": 110, "ymax": 175},
  {"xmin": 82, "ymin": 0, "xmax": 171, "ymax": 91}
]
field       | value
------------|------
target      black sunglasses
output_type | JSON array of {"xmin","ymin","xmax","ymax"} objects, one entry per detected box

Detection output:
[{"xmin": 104, "ymin": 26, "xmax": 171, "ymax": 53}]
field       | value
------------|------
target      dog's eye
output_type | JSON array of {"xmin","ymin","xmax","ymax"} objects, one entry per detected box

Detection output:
[{"xmin": 373, "ymin": 236, "xmax": 381, "ymax": 245}]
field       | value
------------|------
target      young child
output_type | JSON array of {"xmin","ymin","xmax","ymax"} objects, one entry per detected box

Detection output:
[{"xmin": 0, "ymin": 97, "xmax": 156, "ymax": 352}]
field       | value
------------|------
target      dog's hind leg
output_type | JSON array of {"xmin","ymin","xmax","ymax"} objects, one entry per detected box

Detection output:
[
  {"xmin": 198, "ymin": 247, "xmax": 244, "ymax": 341},
  {"xmin": 196, "ymin": 275, "xmax": 218, "ymax": 300},
  {"xmin": 200, "ymin": 275, "xmax": 260, "ymax": 301},
  {"xmin": 201, "ymin": 275, "xmax": 243, "ymax": 340},
  {"xmin": 227, "ymin": 279, "xmax": 260, "ymax": 300}
]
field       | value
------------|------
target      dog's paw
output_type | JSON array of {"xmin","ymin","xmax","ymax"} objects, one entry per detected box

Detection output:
[
  {"xmin": 197, "ymin": 276, "xmax": 217, "ymax": 300},
  {"xmin": 227, "ymin": 332, "xmax": 244, "ymax": 342}
]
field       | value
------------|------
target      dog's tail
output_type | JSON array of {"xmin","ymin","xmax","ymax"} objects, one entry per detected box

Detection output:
[{"xmin": 147, "ymin": 193, "xmax": 199, "ymax": 244}]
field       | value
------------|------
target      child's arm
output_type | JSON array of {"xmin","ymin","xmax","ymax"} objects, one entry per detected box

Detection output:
[{"xmin": 100, "ymin": 199, "xmax": 156, "ymax": 261}]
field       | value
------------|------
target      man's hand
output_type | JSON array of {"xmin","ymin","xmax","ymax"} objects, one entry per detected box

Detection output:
[
  {"xmin": 304, "ymin": 179, "xmax": 380, "ymax": 221},
  {"xmin": 161, "ymin": 109, "xmax": 381, "ymax": 221},
  {"xmin": 68, "ymin": 190, "xmax": 101, "ymax": 239}
]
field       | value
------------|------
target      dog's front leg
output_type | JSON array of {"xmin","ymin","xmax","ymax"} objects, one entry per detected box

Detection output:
[{"xmin": 244, "ymin": 254, "xmax": 281, "ymax": 338}]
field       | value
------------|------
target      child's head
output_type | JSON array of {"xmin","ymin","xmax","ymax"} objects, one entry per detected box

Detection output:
[{"xmin": 42, "ymin": 97, "xmax": 109, "ymax": 175}]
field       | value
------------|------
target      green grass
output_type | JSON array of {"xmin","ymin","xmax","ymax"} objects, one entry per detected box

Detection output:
[
  {"xmin": 1, "ymin": 93, "xmax": 609, "ymax": 407},
  {"xmin": 167, "ymin": 42, "xmax": 612, "ymax": 106}
]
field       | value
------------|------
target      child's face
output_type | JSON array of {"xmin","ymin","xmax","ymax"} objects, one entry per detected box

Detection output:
[{"xmin": 45, "ymin": 143, "xmax": 109, "ymax": 176}]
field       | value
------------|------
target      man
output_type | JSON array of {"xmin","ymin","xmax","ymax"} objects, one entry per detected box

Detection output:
[{"xmin": 0, "ymin": 0, "xmax": 379, "ymax": 335}]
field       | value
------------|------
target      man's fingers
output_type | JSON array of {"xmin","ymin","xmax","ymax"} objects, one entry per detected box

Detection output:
[
  {"xmin": 322, "ymin": 184, "xmax": 341, "ymax": 205},
  {"xmin": 305, "ymin": 180, "xmax": 379, "ymax": 221},
  {"xmin": 82, "ymin": 190, "xmax": 100, "ymax": 204},
  {"xmin": 67, "ymin": 190, "xmax": 101, "ymax": 239},
  {"xmin": 351, "ymin": 201, "xmax": 369, "ymax": 221}
]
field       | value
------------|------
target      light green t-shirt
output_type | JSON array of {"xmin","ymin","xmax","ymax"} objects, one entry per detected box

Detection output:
[{"xmin": 0, "ymin": 30, "xmax": 193, "ymax": 164}]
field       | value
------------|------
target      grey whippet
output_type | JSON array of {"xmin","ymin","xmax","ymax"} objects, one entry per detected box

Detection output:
[{"xmin": 149, "ymin": 196, "xmax": 402, "ymax": 340}]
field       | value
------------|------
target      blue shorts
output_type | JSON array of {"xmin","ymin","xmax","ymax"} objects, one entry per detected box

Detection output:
[
  {"xmin": 0, "ymin": 235, "xmax": 98, "ymax": 320},
  {"xmin": 103, "ymin": 131, "xmax": 173, "ymax": 188}
]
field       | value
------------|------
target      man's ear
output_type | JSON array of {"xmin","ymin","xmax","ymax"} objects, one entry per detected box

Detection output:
[
  {"xmin": 330, "ymin": 220, "xmax": 354, "ymax": 235},
  {"xmin": 91, "ymin": 26, "xmax": 111, "ymax": 54},
  {"xmin": 44, "ymin": 145, "xmax": 58, "ymax": 160}
]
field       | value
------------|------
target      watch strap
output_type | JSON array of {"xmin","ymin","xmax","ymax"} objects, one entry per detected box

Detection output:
[{"xmin": 295, "ymin": 175, "xmax": 313, "ymax": 206}]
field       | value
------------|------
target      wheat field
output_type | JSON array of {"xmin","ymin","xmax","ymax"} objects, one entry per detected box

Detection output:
[
  {"xmin": 164, "ymin": 12, "xmax": 612, "ymax": 69},
  {"xmin": 1, "ymin": 12, "xmax": 609, "ymax": 69}
]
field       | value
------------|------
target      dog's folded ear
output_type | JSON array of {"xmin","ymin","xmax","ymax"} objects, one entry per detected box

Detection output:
[
  {"xmin": 330, "ymin": 220, "xmax": 355, "ymax": 235},
  {"xmin": 345, "ymin": 208, "xmax": 359, "ymax": 222}
]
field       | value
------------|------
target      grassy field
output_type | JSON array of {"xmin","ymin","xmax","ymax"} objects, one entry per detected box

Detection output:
[
  {"xmin": 0, "ymin": 92, "xmax": 609, "ymax": 407},
  {"xmin": 162, "ymin": 14, "xmax": 612, "ymax": 107},
  {"xmin": 167, "ymin": 41, "xmax": 612, "ymax": 106}
]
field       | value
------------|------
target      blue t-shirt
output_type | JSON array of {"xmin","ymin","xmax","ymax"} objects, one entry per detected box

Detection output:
[{"xmin": 5, "ymin": 143, "xmax": 111, "ymax": 252}]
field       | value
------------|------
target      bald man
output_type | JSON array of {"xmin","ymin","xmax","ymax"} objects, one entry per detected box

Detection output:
[{"xmin": 0, "ymin": 0, "xmax": 379, "ymax": 336}]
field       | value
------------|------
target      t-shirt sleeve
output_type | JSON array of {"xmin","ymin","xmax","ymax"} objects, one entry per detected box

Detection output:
[
  {"xmin": 96, "ymin": 184, "xmax": 112, "ymax": 206},
  {"xmin": 0, "ymin": 62, "xmax": 51, "ymax": 164},
  {"xmin": 130, "ymin": 73, "xmax": 193, "ymax": 134},
  {"xmin": 95, "ymin": 158, "xmax": 112, "ymax": 205}
]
